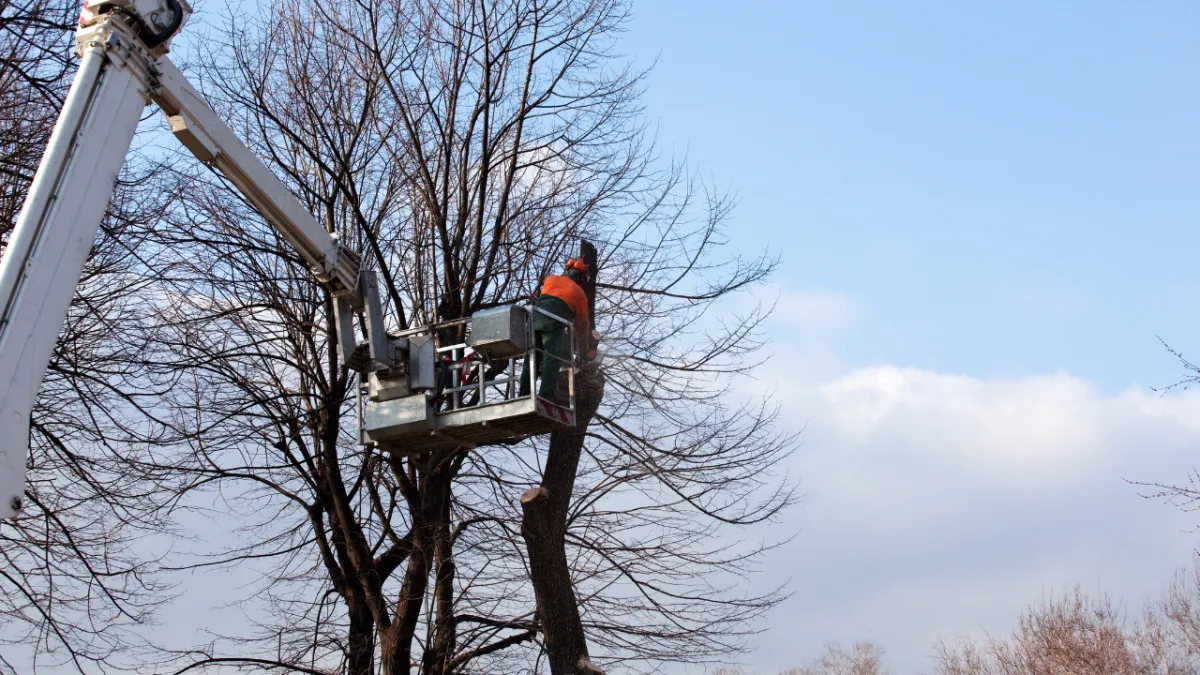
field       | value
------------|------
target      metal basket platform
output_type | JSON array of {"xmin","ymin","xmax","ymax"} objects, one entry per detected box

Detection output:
[{"xmin": 357, "ymin": 305, "xmax": 576, "ymax": 455}]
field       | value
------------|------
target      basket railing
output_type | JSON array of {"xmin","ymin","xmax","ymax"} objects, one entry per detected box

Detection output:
[{"xmin": 432, "ymin": 305, "xmax": 575, "ymax": 414}]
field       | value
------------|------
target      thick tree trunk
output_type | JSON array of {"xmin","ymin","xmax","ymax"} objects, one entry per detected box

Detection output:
[
  {"xmin": 520, "ymin": 361, "xmax": 605, "ymax": 675},
  {"xmin": 422, "ymin": 485, "xmax": 458, "ymax": 675},
  {"xmin": 346, "ymin": 602, "xmax": 376, "ymax": 675}
]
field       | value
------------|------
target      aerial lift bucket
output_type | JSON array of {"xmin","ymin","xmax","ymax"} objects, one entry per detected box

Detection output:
[{"xmin": 358, "ymin": 304, "xmax": 577, "ymax": 455}]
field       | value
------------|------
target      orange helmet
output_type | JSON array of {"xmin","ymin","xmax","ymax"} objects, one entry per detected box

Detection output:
[{"xmin": 565, "ymin": 257, "xmax": 589, "ymax": 278}]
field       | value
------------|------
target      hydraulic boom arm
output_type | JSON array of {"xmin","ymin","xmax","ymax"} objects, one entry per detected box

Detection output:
[{"xmin": 0, "ymin": 0, "xmax": 384, "ymax": 518}]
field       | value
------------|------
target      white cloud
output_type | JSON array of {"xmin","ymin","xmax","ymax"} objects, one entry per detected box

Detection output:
[
  {"xmin": 817, "ymin": 367, "xmax": 1107, "ymax": 471},
  {"xmin": 741, "ymin": 363, "xmax": 1200, "ymax": 674}
]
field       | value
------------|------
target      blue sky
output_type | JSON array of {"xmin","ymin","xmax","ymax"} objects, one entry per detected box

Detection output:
[
  {"xmin": 624, "ymin": 1, "xmax": 1199, "ymax": 392},
  {"xmin": 620, "ymin": 2, "xmax": 1200, "ymax": 673}
]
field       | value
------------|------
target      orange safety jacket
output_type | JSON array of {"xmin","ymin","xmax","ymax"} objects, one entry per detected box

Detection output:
[{"xmin": 539, "ymin": 274, "xmax": 590, "ymax": 341}]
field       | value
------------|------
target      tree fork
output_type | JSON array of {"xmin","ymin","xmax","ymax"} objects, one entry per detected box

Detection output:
[{"xmin": 520, "ymin": 241, "xmax": 606, "ymax": 675}]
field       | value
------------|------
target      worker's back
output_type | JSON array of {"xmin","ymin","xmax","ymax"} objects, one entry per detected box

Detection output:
[{"xmin": 539, "ymin": 274, "xmax": 589, "ymax": 330}]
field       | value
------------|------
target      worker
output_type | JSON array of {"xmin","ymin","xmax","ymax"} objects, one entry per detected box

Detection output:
[{"xmin": 520, "ymin": 257, "xmax": 595, "ymax": 401}]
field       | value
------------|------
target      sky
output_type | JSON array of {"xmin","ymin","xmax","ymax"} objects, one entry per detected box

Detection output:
[{"xmin": 614, "ymin": 1, "xmax": 1200, "ymax": 672}]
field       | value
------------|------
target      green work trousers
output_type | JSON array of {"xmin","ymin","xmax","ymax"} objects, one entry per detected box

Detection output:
[{"xmin": 521, "ymin": 296, "xmax": 573, "ymax": 400}]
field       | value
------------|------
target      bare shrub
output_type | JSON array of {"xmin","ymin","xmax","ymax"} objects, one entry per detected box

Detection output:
[
  {"xmin": 934, "ymin": 584, "xmax": 1200, "ymax": 675},
  {"xmin": 784, "ymin": 641, "xmax": 887, "ymax": 675}
]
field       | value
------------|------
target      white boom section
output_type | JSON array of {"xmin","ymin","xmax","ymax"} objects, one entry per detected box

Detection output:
[
  {"xmin": 0, "ymin": 0, "xmax": 361, "ymax": 519},
  {"xmin": 151, "ymin": 58, "xmax": 360, "ymax": 298},
  {"xmin": 0, "ymin": 16, "xmax": 154, "ymax": 519}
]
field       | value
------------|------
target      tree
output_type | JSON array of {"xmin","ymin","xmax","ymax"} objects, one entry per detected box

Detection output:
[
  {"xmin": 706, "ymin": 642, "xmax": 887, "ymax": 675},
  {"xmin": 0, "ymin": 0, "xmax": 74, "ymax": 232},
  {"xmin": 0, "ymin": 0, "xmax": 177, "ymax": 672},
  {"xmin": 933, "ymin": 587, "xmax": 1196, "ymax": 675},
  {"xmin": 785, "ymin": 642, "xmax": 887, "ymax": 675},
  {"xmin": 116, "ymin": 0, "xmax": 796, "ymax": 673}
]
